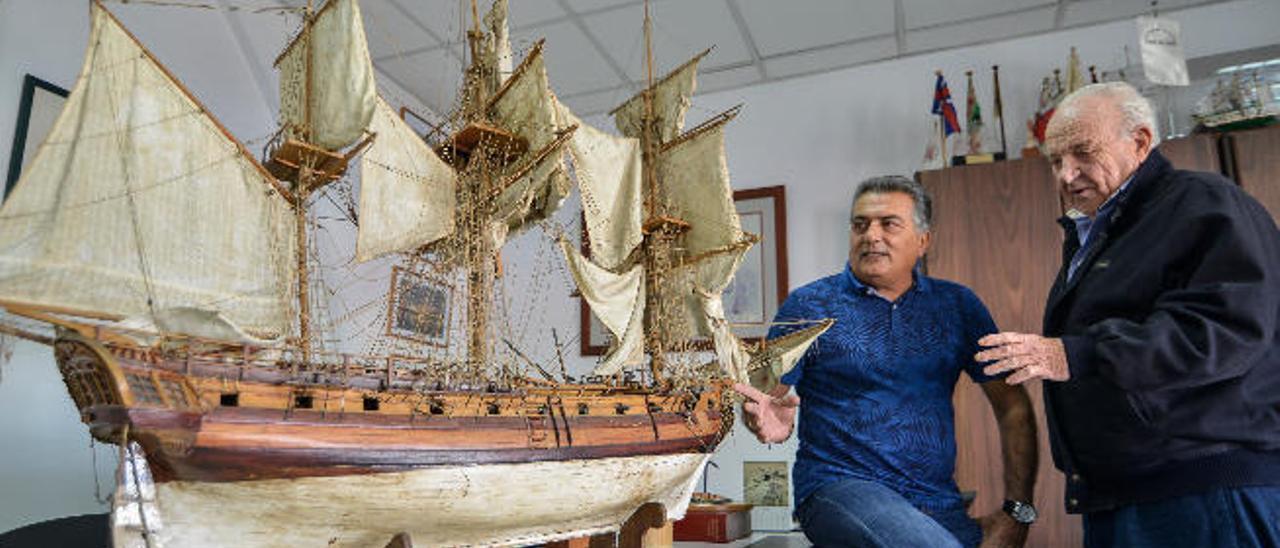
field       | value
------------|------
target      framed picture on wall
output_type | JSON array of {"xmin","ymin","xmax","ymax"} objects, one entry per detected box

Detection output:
[
  {"xmin": 579, "ymin": 185, "xmax": 789, "ymax": 355},
  {"xmin": 6, "ymin": 74, "xmax": 69, "ymax": 199},
  {"xmin": 743, "ymin": 460, "xmax": 790, "ymax": 507}
]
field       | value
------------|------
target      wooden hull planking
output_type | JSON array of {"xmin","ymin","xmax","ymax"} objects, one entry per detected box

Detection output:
[{"xmin": 55, "ymin": 332, "xmax": 731, "ymax": 545}]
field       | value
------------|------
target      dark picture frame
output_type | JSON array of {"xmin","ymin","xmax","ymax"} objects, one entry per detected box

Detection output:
[
  {"xmin": 6, "ymin": 74, "xmax": 69, "ymax": 200},
  {"xmin": 386, "ymin": 267, "xmax": 452, "ymax": 347},
  {"xmin": 580, "ymin": 185, "xmax": 790, "ymax": 355}
]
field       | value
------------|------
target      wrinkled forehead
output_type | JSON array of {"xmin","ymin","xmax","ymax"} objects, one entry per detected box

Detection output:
[
  {"xmin": 851, "ymin": 191, "xmax": 915, "ymax": 219},
  {"xmin": 1046, "ymin": 99, "xmax": 1122, "ymax": 154}
]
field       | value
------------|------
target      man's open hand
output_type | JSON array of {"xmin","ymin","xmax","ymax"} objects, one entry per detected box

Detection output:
[
  {"xmin": 732, "ymin": 383, "xmax": 798, "ymax": 444},
  {"xmin": 977, "ymin": 332, "xmax": 1069, "ymax": 385}
]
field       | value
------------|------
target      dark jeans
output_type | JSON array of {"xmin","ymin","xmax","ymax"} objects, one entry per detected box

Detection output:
[
  {"xmin": 1084, "ymin": 486, "xmax": 1280, "ymax": 548},
  {"xmin": 795, "ymin": 477, "xmax": 979, "ymax": 548}
]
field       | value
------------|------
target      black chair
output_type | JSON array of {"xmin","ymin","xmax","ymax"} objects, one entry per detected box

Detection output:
[{"xmin": 0, "ymin": 513, "xmax": 109, "ymax": 548}]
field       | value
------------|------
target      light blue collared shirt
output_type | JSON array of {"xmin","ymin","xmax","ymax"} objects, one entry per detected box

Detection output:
[{"xmin": 1067, "ymin": 176, "xmax": 1134, "ymax": 281}]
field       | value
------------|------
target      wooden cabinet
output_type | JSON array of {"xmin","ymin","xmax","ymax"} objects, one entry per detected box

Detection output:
[
  {"xmin": 1157, "ymin": 133, "xmax": 1222, "ymax": 174},
  {"xmin": 919, "ymin": 157, "xmax": 1076, "ymax": 548},
  {"xmin": 1226, "ymin": 125, "xmax": 1280, "ymax": 221}
]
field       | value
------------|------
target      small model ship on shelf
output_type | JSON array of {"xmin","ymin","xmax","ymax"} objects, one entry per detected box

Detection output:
[{"xmin": 0, "ymin": 0, "xmax": 829, "ymax": 546}]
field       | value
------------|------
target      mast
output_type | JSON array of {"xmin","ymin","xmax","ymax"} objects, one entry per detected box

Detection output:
[
  {"xmin": 296, "ymin": 0, "xmax": 316, "ymax": 362},
  {"xmin": 639, "ymin": 0, "xmax": 668, "ymax": 382},
  {"xmin": 463, "ymin": 0, "xmax": 493, "ymax": 376}
]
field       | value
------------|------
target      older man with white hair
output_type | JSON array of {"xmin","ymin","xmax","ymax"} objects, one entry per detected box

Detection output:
[{"xmin": 977, "ymin": 82, "xmax": 1280, "ymax": 546}]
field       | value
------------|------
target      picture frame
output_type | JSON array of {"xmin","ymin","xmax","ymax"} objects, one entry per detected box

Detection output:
[
  {"xmin": 386, "ymin": 267, "xmax": 452, "ymax": 347},
  {"xmin": 579, "ymin": 185, "xmax": 789, "ymax": 355},
  {"xmin": 742, "ymin": 460, "xmax": 790, "ymax": 507},
  {"xmin": 6, "ymin": 74, "xmax": 69, "ymax": 200}
]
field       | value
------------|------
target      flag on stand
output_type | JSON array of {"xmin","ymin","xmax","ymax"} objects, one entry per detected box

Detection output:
[
  {"xmin": 965, "ymin": 70, "xmax": 983, "ymax": 154},
  {"xmin": 1066, "ymin": 47, "xmax": 1084, "ymax": 94},
  {"xmin": 932, "ymin": 73, "xmax": 961, "ymax": 136}
]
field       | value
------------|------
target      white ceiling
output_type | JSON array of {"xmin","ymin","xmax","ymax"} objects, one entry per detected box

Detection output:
[{"xmin": 277, "ymin": 0, "xmax": 1231, "ymax": 119}]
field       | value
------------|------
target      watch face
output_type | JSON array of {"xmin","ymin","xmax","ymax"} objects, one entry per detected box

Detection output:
[{"xmin": 1005, "ymin": 500, "xmax": 1037, "ymax": 524}]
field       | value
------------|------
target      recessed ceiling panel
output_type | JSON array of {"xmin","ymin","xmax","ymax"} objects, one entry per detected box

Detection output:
[
  {"xmin": 375, "ymin": 45, "xmax": 467, "ymax": 118},
  {"xmin": 564, "ymin": 0, "xmax": 640, "ymax": 16},
  {"xmin": 509, "ymin": 0, "xmax": 568, "ymax": 29},
  {"xmin": 697, "ymin": 64, "xmax": 764, "ymax": 95},
  {"xmin": 391, "ymin": 0, "xmax": 471, "ymax": 48},
  {"xmin": 512, "ymin": 21, "xmax": 622, "ymax": 96},
  {"xmin": 1061, "ymin": 0, "xmax": 1204, "ymax": 28},
  {"xmin": 762, "ymin": 36, "xmax": 898, "ymax": 79},
  {"xmin": 906, "ymin": 6, "xmax": 1055, "ymax": 53},
  {"xmin": 559, "ymin": 86, "xmax": 634, "ymax": 116},
  {"xmin": 362, "ymin": 0, "xmax": 438, "ymax": 60},
  {"xmin": 737, "ymin": 0, "xmax": 895, "ymax": 57},
  {"xmin": 903, "ymin": 0, "xmax": 1052, "ymax": 29},
  {"xmin": 582, "ymin": 0, "xmax": 752, "ymax": 83}
]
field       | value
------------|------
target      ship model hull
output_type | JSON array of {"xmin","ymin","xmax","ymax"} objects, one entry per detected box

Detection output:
[{"xmin": 55, "ymin": 332, "xmax": 729, "ymax": 546}]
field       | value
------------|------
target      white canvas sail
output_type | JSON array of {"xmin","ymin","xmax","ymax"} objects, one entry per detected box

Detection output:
[
  {"xmin": 355, "ymin": 98, "xmax": 457, "ymax": 263},
  {"xmin": 612, "ymin": 51, "xmax": 706, "ymax": 143},
  {"xmin": 558, "ymin": 241, "xmax": 645, "ymax": 375},
  {"xmin": 746, "ymin": 320, "xmax": 834, "ymax": 393},
  {"xmin": 276, "ymin": 0, "xmax": 377, "ymax": 151},
  {"xmin": 656, "ymin": 123, "xmax": 741, "ymax": 256},
  {"xmin": 0, "ymin": 3, "xmax": 297, "ymax": 336},
  {"xmin": 554, "ymin": 101, "xmax": 643, "ymax": 270},
  {"xmin": 663, "ymin": 241, "xmax": 751, "ymax": 344},
  {"xmin": 482, "ymin": 0, "xmax": 514, "ymax": 87},
  {"xmin": 489, "ymin": 45, "xmax": 572, "ymax": 245}
]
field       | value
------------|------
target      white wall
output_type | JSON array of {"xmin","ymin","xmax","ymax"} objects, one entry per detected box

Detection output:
[{"xmin": 1, "ymin": 0, "xmax": 1277, "ymax": 534}]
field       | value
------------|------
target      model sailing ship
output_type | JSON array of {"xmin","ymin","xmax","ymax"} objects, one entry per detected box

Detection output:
[{"xmin": 0, "ymin": 0, "xmax": 831, "ymax": 546}]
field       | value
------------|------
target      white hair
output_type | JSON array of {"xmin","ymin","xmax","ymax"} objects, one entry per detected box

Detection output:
[{"xmin": 1055, "ymin": 82, "xmax": 1161, "ymax": 147}]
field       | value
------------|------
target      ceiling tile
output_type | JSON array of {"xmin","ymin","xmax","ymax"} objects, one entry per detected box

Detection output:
[
  {"xmin": 509, "ymin": 0, "xmax": 568, "ymax": 28},
  {"xmin": 391, "ymin": 0, "xmax": 471, "ymax": 47},
  {"xmin": 563, "ymin": 0, "xmax": 640, "ymax": 15},
  {"xmin": 559, "ymin": 86, "xmax": 631, "ymax": 116},
  {"xmin": 511, "ymin": 20, "xmax": 622, "ymax": 96},
  {"xmin": 903, "ymin": 0, "xmax": 1053, "ymax": 29},
  {"xmin": 697, "ymin": 64, "xmax": 762, "ymax": 95},
  {"xmin": 375, "ymin": 45, "xmax": 467, "ymax": 117},
  {"xmin": 581, "ymin": 0, "xmax": 752, "ymax": 83},
  {"xmin": 737, "ymin": 0, "xmax": 895, "ymax": 57},
  {"xmin": 1061, "ymin": 0, "xmax": 1204, "ymax": 28},
  {"xmin": 762, "ymin": 37, "xmax": 898, "ymax": 79},
  {"xmin": 906, "ymin": 6, "xmax": 1056, "ymax": 53},
  {"xmin": 362, "ymin": 1, "xmax": 438, "ymax": 60}
]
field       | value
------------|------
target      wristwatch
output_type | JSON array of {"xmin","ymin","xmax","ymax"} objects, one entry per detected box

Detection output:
[{"xmin": 1002, "ymin": 499, "xmax": 1038, "ymax": 525}]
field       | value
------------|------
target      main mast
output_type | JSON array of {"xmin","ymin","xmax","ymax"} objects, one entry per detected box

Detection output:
[
  {"xmin": 460, "ymin": 0, "xmax": 498, "ymax": 377},
  {"xmin": 637, "ymin": 0, "xmax": 687, "ymax": 383},
  {"xmin": 295, "ymin": 0, "xmax": 316, "ymax": 362}
]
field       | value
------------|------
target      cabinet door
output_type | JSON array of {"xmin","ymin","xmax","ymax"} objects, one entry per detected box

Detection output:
[
  {"xmin": 1228, "ymin": 125, "xmax": 1280, "ymax": 221},
  {"xmin": 1158, "ymin": 134, "xmax": 1221, "ymax": 174},
  {"xmin": 920, "ymin": 158, "xmax": 1079, "ymax": 547}
]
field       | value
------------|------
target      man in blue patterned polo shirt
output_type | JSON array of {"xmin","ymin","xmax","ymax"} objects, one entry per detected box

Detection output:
[{"xmin": 737, "ymin": 176, "xmax": 1038, "ymax": 547}]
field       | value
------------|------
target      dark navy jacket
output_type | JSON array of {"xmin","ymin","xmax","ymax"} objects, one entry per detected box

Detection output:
[{"xmin": 1042, "ymin": 150, "xmax": 1280, "ymax": 513}]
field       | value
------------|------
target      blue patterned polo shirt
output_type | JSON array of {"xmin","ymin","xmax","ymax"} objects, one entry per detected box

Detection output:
[{"xmin": 776, "ymin": 264, "xmax": 999, "ymax": 544}]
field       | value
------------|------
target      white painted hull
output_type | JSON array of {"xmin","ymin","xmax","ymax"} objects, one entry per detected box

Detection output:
[{"xmin": 115, "ymin": 453, "xmax": 710, "ymax": 547}]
